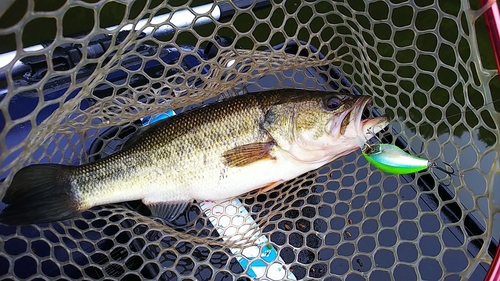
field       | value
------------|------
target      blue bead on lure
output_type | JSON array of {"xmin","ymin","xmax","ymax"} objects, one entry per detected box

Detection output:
[{"xmin": 362, "ymin": 143, "xmax": 455, "ymax": 176}]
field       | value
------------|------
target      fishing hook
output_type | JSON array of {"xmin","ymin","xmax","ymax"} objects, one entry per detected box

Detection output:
[
  {"xmin": 429, "ymin": 162, "xmax": 455, "ymax": 175},
  {"xmin": 429, "ymin": 162, "xmax": 457, "ymax": 187}
]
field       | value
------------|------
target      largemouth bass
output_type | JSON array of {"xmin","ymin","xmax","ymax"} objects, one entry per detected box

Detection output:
[{"xmin": 0, "ymin": 89, "xmax": 388, "ymax": 225}]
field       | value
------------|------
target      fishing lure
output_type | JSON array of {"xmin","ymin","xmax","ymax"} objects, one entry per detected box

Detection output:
[{"xmin": 362, "ymin": 143, "xmax": 454, "ymax": 176}]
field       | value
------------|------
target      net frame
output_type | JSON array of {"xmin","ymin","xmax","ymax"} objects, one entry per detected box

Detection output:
[{"xmin": 479, "ymin": 2, "xmax": 500, "ymax": 280}]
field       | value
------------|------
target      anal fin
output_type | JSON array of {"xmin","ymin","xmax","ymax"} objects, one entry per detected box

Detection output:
[
  {"xmin": 258, "ymin": 180, "xmax": 284, "ymax": 194},
  {"xmin": 145, "ymin": 201, "xmax": 191, "ymax": 221},
  {"xmin": 222, "ymin": 141, "xmax": 275, "ymax": 167}
]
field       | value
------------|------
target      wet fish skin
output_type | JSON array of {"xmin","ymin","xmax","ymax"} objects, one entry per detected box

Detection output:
[{"xmin": 0, "ymin": 89, "xmax": 388, "ymax": 225}]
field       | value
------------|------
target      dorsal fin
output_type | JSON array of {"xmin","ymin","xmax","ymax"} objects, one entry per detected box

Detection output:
[{"xmin": 122, "ymin": 126, "xmax": 147, "ymax": 150}]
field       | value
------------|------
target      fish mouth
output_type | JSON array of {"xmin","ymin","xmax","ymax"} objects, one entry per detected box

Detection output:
[{"xmin": 339, "ymin": 96, "xmax": 388, "ymax": 137}]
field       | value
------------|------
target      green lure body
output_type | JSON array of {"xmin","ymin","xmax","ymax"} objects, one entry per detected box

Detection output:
[{"xmin": 362, "ymin": 144, "xmax": 430, "ymax": 174}]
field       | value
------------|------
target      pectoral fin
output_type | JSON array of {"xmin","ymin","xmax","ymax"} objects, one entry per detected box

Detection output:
[
  {"xmin": 222, "ymin": 141, "xmax": 275, "ymax": 167},
  {"xmin": 145, "ymin": 201, "xmax": 191, "ymax": 221}
]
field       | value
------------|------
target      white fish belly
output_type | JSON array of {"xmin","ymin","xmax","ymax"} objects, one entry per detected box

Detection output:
[{"xmin": 186, "ymin": 150, "xmax": 331, "ymax": 202}]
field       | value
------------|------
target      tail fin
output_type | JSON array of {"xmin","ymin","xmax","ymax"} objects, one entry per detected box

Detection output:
[{"xmin": 0, "ymin": 164, "xmax": 81, "ymax": 225}]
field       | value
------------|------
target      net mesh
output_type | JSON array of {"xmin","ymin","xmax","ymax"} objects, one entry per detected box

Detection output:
[{"xmin": 0, "ymin": 0, "xmax": 499, "ymax": 280}]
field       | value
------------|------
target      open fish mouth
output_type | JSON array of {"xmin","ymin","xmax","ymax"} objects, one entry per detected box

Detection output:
[
  {"xmin": 357, "ymin": 97, "xmax": 389, "ymax": 137},
  {"xmin": 340, "ymin": 96, "xmax": 388, "ymax": 137}
]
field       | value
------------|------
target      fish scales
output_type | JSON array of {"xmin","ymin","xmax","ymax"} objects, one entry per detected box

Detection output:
[{"xmin": 74, "ymin": 92, "xmax": 273, "ymax": 207}]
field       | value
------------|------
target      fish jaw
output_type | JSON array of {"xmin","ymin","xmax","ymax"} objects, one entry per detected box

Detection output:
[
  {"xmin": 329, "ymin": 95, "xmax": 389, "ymax": 151},
  {"xmin": 283, "ymin": 96, "xmax": 389, "ymax": 164},
  {"xmin": 326, "ymin": 98, "xmax": 389, "ymax": 159},
  {"xmin": 361, "ymin": 116, "xmax": 389, "ymax": 141}
]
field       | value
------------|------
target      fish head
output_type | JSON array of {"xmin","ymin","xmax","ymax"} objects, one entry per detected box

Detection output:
[{"xmin": 264, "ymin": 91, "xmax": 388, "ymax": 164}]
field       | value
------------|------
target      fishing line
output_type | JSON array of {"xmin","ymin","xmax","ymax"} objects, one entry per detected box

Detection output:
[
  {"xmin": 356, "ymin": 95, "xmax": 500, "ymax": 181},
  {"xmin": 363, "ymin": 94, "xmax": 500, "ymax": 149},
  {"xmin": 347, "ymin": 94, "xmax": 500, "ymax": 146},
  {"xmin": 377, "ymin": 96, "xmax": 500, "ymax": 135}
]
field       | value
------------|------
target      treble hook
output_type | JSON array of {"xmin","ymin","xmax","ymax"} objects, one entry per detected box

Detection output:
[
  {"xmin": 429, "ymin": 162, "xmax": 455, "ymax": 175},
  {"xmin": 360, "ymin": 127, "xmax": 461, "ymax": 187},
  {"xmin": 429, "ymin": 162, "xmax": 457, "ymax": 187}
]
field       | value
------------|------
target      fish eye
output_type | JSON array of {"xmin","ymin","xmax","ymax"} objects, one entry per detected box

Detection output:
[{"xmin": 325, "ymin": 97, "xmax": 342, "ymax": 111}]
